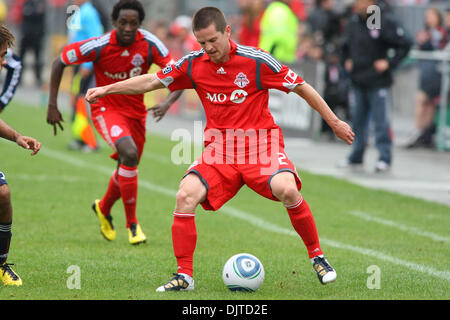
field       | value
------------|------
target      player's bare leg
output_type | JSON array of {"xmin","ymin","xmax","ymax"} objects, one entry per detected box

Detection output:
[
  {"xmin": 156, "ymin": 173, "xmax": 207, "ymax": 292},
  {"xmin": 174, "ymin": 173, "xmax": 207, "ymax": 213},
  {"xmin": 0, "ymin": 185, "xmax": 12, "ymax": 223},
  {"xmin": 270, "ymin": 171, "xmax": 336, "ymax": 285},
  {"xmin": 115, "ymin": 137, "xmax": 146, "ymax": 244},
  {"xmin": 0, "ymin": 184, "xmax": 22, "ymax": 286}
]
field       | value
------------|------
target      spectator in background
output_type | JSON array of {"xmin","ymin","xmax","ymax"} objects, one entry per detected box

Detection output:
[
  {"xmin": 339, "ymin": 0, "xmax": 411, "ymax": 172},
  {"xmin": 259, "ymin": 0, "xmax": 299, "ymax": 64},
  {"xmin": 237, "ymin": 0, "xmax": 266, "ymax": 47},
  {"xmin": 149, "ymin": 20, "xmax": 169, "ymax": 45},
  {"xmin": 297, "ymin": 33, "xmax": 314, "ymax": 61},
  {"xmin": 320, "ymin": 48, "xmax": 350, "ymax": 140},
  {"xmin": 289, "ymin": 0, "xmax": 308, "ymax": 22},
  {"xmin": 169, "ymin": 15, "xmax": 202, "ymax": 59},
  {"xmin": 166, "ymin": 15, "xmax": 202, "ymax": 116},
  {"xmin": 307, "ymin": 0, "xmax": 349, "ymax": 139},
  {"xmin": 19, "ymin": 0, "xmax": 46, "ymax": 88},
  {"xmin": 406, "ymin": 7, "xmax": 447, "ymax": 149},
  {"xmin": 92, "ymin": 0, "xmax": 111, "ymax": 32},
  {"xmin": 446, "ymin": 8, "xmax": 450, "ymax": 35},
  {"xmin": 0, "ymin": 0, "xmax": 7, "ymax": 23},
  {"xmin": 307, "ymin": 0, "xmax": 341, "ymax": 50},
  {"xmin": 67, "ymin": 0, "xmax": 104, "ymax": 152}
]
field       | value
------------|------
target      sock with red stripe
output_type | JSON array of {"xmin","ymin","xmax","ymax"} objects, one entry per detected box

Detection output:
[
  {"xmin": 0, "ymin": 222, "xmax": 12, "ymax": 264},
  {"xmin": 118, "ymin": 164, "xmax": 138, "ymax": 228},
  {"xmin": 172, "ymin": 212, "xmax": 197, "ymax": 277},
  {"xmin": 99, "ymin": 170, "xmax": 121, "ymax": 216},
  {"xmin": 286, "ymin": 196, "xmax": 323, "ymax": 258}
]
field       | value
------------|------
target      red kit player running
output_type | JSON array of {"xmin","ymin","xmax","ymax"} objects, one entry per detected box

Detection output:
[
  {"xmin": 86, "ymin": 7, "xmax": 354, "ymax": 290},
  {"xmin": 47, "ymin": 0, "xmax": 182, "ymax": 245}
]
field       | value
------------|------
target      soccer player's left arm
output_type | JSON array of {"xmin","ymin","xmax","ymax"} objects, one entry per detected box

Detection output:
[
  {"xmin": 147, "ymin": 49, "xmax": 184, "ymax": 122},
  {"xmin": 149, "ymin": 89, "xmax": 183, "ymax": 122},
  {"xmin": 293, "ymin": 83, "xmax": 355, "ymax": 145},
  {"xmin": 85, "ymin": 73, "xmax": 165, "ymax": 104}
]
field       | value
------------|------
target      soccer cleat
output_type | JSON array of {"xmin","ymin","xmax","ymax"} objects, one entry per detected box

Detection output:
[
  {"xmin": 92, "ymin": 199, "xmax": 116, "ymax": 241},
  {"xmin": 156, "ymin": 273, "xmax": 194, "ymax": 292},
  {"xmin": 1, "ymin": 263, "xmax": 23, "ymax": 286},
  {"xmin": 128, "ymin": 223, "xmax": 147, "ymax": 245},
  {"xmin": 311, "ymin": 256, "xmax": 337, "ymax": 285}
]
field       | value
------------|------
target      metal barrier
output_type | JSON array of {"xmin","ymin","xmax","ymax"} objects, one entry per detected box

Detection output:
[{"xmin": 409, "ymin": 49, "xmax": 450, "ymax": 151}]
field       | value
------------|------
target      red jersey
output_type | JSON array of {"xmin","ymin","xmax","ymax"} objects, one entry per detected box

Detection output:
[
  {"xmin": 61, "ymin": 28, "xmax": 174, "ymax": 120},
  {"xmin": 156, "ymin": 40, "xmax": 304, "ymax": 148}
]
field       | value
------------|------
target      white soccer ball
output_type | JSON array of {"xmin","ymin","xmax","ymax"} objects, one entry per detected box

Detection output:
[{"xmin": 222, "ymin": 253, "xmax": 265, "ymax": 292}]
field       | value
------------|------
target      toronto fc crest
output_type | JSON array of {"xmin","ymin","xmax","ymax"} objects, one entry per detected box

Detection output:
[
  {"xmin": 131, "ymin": 53, "xmax": 144, "ymax": 67},
  {"xmin": 234, "ymin": 72, "xmax": 250, "ymax": 88}
]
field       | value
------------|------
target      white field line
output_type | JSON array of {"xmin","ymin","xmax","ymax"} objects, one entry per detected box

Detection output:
[
  {"xmin": 32, "ymin": 146, "xmax": 450, "ymax": 281},
  {"xmin": 12, "ymin": 173, "xmax": 83, "ymax": 182},
  {"xmin": 223, "ymin": 207, "xmax": 450, "ymax": 281},
  {"xmin": 348, "ymin": 210, "xmax": 450, "ymax": 243},
  {"xmin": 142, "ymin": 152, "xmax": 171, "ymax": 164}
]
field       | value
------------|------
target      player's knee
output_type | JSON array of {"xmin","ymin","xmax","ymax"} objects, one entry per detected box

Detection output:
[
  {"xmin": 176, "ymin": 188, "xmax": 197, "ymax": 208},
  {"xmin": 119, "ymin": 147, "xmax": 139, "ymax": 167},
  {"xmin": 275, "ymin": 185, "xmax": 300, "ymax": 204}
]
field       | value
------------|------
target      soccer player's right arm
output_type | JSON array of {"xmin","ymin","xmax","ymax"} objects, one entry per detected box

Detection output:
[
  {"xmin": 46, "ymin": 57, "xmax": 66, "ymax": 135},
  {"xmin": 86, "ymin": 60, "xmax": 192, "ymax": 104},
  {"xmin": 85, "ymin": 73, "xmax": 165, "ymax": 104},
  {"xmin": 47, "ymin": 40, "xmax": 97, "ymax": 135}
]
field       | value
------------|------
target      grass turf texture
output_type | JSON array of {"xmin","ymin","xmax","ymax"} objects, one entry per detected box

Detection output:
[{"xmin": 0, "ymin": 101, "xmax": 448, "ymax": 300}]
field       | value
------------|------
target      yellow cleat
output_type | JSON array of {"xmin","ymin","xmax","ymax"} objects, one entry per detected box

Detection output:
[
  {"xmin": 128, "ymin": 223, "xmax": 147, "ymax": 245},
  {"xmin": 1, "ymin": 263, "xmax": 23, "ymax": 286},
  {"xmin": 92, "ymin": 199, "xmax": 116, "ymax": 241}
]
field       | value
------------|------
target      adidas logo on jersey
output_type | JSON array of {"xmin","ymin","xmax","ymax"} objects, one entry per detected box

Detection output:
[
  {"xmin": 216, "ymin": 67, "xmax": 226, "ymax": 74},
  {"xmin": 121, "ymin": 50, "xmax": 130, "ymax": 57}
]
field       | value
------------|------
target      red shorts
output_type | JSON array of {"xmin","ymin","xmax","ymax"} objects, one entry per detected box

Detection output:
[
  {"xmin": 92, "ymin": 109, "xmax": 146, "ymax": 161},
  {"xmin": 184, "ymin": 148, "xmax": 302, "ymax": 211}
]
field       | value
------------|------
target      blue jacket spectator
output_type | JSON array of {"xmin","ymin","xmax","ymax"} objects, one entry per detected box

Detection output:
[{"xmin": 68, "ymin": 0, "xmax": 104, "ymax": 71}]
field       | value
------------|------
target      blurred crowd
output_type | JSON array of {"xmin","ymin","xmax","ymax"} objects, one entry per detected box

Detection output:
[{"xmin": 1, "ymin": 0, "xmax": 450, "ymax": 150}]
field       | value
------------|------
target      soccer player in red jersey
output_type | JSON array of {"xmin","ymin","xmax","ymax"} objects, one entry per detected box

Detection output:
[
  {"xmin": 86, "ymin": 7, "xmax": 355, "ymax": 290},
  {"xmin": 47, "ymin": 0, "xmax": 182, "ymax": 245}
]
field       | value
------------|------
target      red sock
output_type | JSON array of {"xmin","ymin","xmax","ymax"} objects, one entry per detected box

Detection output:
[
  {"xmin": 172, "ymin": 212, "xmax": 197, "ymax": 277},
  {"xmin": 99, "ymin": 170, "xmax": 121, "ymax": 216},
  {"xmin": 286, "ymin": 196, "xmax": 323, "ymax": 258},
  {"xmin": 118, "ymin": 164, "xmax": 138, "ymax": 228}
]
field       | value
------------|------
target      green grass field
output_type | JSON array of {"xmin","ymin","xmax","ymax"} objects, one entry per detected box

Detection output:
[{"xmin": 0, "ymin": 100, "xmax": 448, "ymax": 300}]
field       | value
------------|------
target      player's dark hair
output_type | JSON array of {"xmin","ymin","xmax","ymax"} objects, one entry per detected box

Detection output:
[
  {"xmin": 0, "ymin": 24, "xmax": 14, "ymax": 48},
  {"xmin": 111, "ymin": 0, "xmax": 145, "ymax": 23},
  {"xmin": 192, "ymin": 7, "xmax": 227, "ymax": 33}
]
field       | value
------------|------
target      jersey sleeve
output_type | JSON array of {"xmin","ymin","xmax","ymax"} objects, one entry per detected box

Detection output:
[
  {"xmin": 60, "ymin": 39, "xmax": 97, "ymax": 66},
  {"xmin": 139, "ymin": 29, "xmax": 174, "ymax": 69},
  {"xmin": 155, "ymin": 55, "xmax": 195, "ymax": 91},
  {"xmin": 150, "ymin": 44, "xmax": 175, "ymax": 69},
  {"xmin": 260, "ymin": 61, "xmax": 305, "ymax": 93},
  {"xmin": 0, "ymin": 50, "xmax": 22, "ymax": 110}
]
